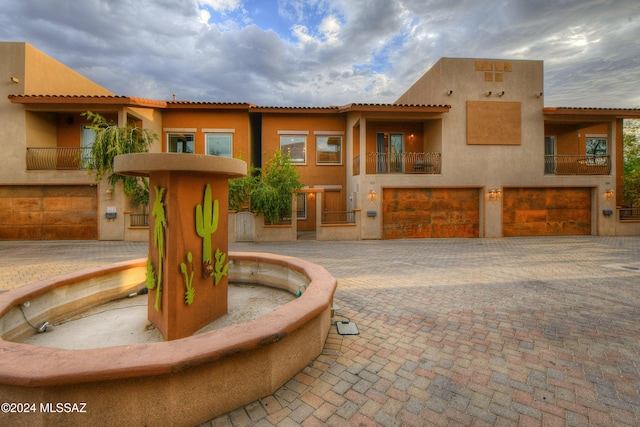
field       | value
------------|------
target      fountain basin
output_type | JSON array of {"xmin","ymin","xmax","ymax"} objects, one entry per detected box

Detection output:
[{"xmin": 0, "ymin": 252, "xmax": 337, "ymax": 427}]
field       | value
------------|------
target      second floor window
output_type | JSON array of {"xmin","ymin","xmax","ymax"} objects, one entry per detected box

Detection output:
[
  {"xmin": 168, "ymin": 133, "xmax": 194, "ymax": 153},
  {"xmin": 586, "ymin": 137, "xmax": 607, "ymax": 156},
  {"xmin": 280, "ymin": 135, "xmax": 306, "ymax": 164},
  {"xmin": 206, "ymin": 133, "xmax": 233, "ymax": 157},
  {"xmin": 586, "ymin": 136, "xmax": 607, "ymax": 165},
  {"xmin": 316, "ymin": 135, "xmax": 342, "ymax": 164}
]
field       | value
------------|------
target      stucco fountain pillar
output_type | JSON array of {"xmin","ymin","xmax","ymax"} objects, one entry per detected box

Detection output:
[{"xmin": 114, "ymin": 153, "xmax": 246, "ymax": 340}]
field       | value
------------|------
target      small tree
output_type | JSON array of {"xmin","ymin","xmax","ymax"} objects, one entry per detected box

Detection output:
[
  {"xmin": 228, "ymin": 165, "xmax": 257, "ymax": 211},
  {"xmin": 623, "ymin": 119, "xmax": 640, "ymax": 206},
  {"xmin": 232, "ymin": 150, "xmax": 302, "ymax": 224},
  {"xmin": 83, "ymin": 111, "xmax": 156, "ymax": 208}
]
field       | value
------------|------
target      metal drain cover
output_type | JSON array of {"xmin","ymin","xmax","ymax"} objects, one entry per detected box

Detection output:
[{"xmin": 336, "ymin": 321, "xmax": 359, "ymax": 335}]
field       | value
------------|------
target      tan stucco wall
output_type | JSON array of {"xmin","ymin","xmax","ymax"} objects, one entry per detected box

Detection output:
[
  {"xmin": 0, "ymin": 42, "xmax": 113, "ymax": 186},
  {"xmin": 0, "ymin": 42, "xmax": 161, "ymax": 241},
  {"xmin": 353, "ymin": 57, "xmax": 620, "ymax": 238},
  {"xmin": 23, "ymin": 43, "xmax": 113, "ymax": 96},
  {"xmin": 1, "ymin": 43, "xmax": 28, "ymax": 183}
]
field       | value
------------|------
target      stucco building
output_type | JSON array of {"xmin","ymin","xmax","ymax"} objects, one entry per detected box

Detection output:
[{"xmin": 2, "ymin": 42, "xmax": 639, "ymax": 241}]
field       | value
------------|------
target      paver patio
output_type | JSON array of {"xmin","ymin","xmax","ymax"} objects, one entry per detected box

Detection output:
[{"xmin": 1, "ymin": 236, "xmax": 639, "ymax": 426}]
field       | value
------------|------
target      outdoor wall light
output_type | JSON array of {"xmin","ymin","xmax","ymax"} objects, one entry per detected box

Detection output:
[
  {"xmin": 308, "ymin": 192, "xmax": 315, "ymax": 201},
  {"xmin": 488, "ymin": 188, "xmax": 502, "ymax": 201},
  {"xmin": 10, "ymin": 77, "xmax": 20, "ymax": 84},
  {"xmin": 368, "ymin": 189, "xmax": 377, "ymax": 201},
  {"xmin": 497, "ymin": 91, "xmax": 505, "ymax": 97},
  {"xmin": 536, "ymin": 92, "xmax": 543, "ymax": 98},
  {"xmin": 105, "ymin": 188, "xmax": 113, "ymax": 200},
  {"xmin": 447, "ymin": 90, "xmax": 453, "ymax": 96},
  {"xmin": 604, "ymin": 189, "xmax": 614, "ymax": 200},
  {"xmin": 485, "ymin": 91, "xmax": 492, "ymax": 97}
]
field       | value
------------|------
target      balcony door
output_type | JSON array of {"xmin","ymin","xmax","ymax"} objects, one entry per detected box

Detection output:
[
  {"xmin": 389, "ymin": 134, "xmax": 404, "ymax": 173},
  {"xmin": 376, "ymin": 133, "xmax": 404, "ymax": 173},
  {"xmin": 544, "ymin": 136, "xmax": 556, "ymax": 174},
  {"xmin": 376, "ymin": 133, "xmax": 386, "ymax": 173},
  {"xmin": 82, "ymin": 127, "xmax": 96, "ymax": 167}
]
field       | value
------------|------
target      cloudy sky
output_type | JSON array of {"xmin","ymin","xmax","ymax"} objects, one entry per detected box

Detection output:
[{"xmin": 1, "ymin": 0, "xmax": 639, "ymax": 108}]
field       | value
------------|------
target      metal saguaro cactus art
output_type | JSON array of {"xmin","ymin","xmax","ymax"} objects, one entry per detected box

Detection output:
[{"xmin": 195, "ymin": 183, "xmax": 219, "ymax": 277}]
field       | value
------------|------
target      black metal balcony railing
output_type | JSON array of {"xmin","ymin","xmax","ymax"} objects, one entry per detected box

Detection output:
[
  {"xmin": 321, "ymin": 211, "xmax": 356, "ymax": 224},
  {"xmin": 129, "ymin": 213, "xmax": 149, "ymax": 227},
  {"xmin": 26, "ymin": 147, "xmax": 93, "ymax": 170},
  {"xmin": 365, "ymin": 152, "xmax": 441, "ymax": 175},
  {"xmin": 619, "ymin": 207, "xmax": 640, "ymax": 221},
  {"xmin": 545, "ymin": 155, "xmax": 611, "ymax": 175}
]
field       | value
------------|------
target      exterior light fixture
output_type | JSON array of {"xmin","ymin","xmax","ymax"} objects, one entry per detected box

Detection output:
[
  {"xmin": 604, "ymin": 189, "xmax": 614, "ymax": 200},
  {"xmin": 447, "ymin": 90, "xmax": 453, "ymax": 96},
  {"xmin": 10, "ymin": 77, "xmax": 20, "ymax": 84},
  {"xmin": 485, "ymin": 91, "xmax": 492, "ymax": 97},
  {"xmin": 105, "ymin": 188, "xmax": 114, "ymax": 200},
  {"xmin": 308, "ymin": 192, "xmax": 315, "ymax": 201},
  {"xmin": 536, "ymin": 92, "xmax": 543, "ymax": 98},
  {"xmin": 368, "ymin": 189, "xmax": 377, "ymax": 201},
  {"xmin": 497, "ymin": 91, "xmax": 505, "ymax": 97},
  {"xmin": 488, "ymin": 188, "xmax": 502, "ymax": 201}
]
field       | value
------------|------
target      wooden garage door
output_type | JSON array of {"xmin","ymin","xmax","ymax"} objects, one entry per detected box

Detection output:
[
  {"xmin": 503, "ymin": 188, "xmax": 591, "ymax": 236},
  {"xmin": 382, "ymin": 188, "xmax": 480, "ymax": 239},
  {"xmin": 0, "ymin": 185, "xmax": 98, "ymax": 240}
]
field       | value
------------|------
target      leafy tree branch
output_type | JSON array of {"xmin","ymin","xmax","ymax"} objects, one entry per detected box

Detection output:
[
  {"xmin": 82, "ymin": 111, "xmax": 157, "ymax": 207},
  {"xmin": 623, "ymin": 119, "xmax": 640, "ymax": 206}
]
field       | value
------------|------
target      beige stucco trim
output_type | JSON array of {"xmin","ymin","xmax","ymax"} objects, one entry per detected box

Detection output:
[
  {"xmin": 277, "ymin": 130, "xmax": 309, "ymax": 135},
  {"xmin": 202, "ymin": 128, "xmax": 235, "ymax": 133}
]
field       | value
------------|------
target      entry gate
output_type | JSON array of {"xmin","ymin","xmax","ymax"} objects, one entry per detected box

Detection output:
[{"xmin": 235, "ymin": 211, "xmax": 254, "ymax": 242}]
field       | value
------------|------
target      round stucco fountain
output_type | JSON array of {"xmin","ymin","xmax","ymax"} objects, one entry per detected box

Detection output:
[{"xmin": 0, "ymin": 153, "xmax": 337, "ymax": 426}]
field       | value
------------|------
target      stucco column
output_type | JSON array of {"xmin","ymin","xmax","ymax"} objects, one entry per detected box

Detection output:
[{"xmin": 114, "ymin": 153, "xmax": 246, "ymax": 340}]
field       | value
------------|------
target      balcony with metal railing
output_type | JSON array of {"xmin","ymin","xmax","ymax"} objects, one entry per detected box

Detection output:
[
  {"xmin": 26, "ymin": 147, "xmax": 92, "ymax": 170},
  {"xmin": 544, "ymin": 155, "xmax": 611, "ymax": 175},
  {"xmin": 365, "ymin": 152, "xmax": 441, "ymax": 175}
]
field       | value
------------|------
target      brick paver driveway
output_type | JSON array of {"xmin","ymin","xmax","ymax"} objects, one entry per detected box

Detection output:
[
  {"xmin": 2, "ymin": 236, "xmax": 640, "ymax": 426},
  {"xmin": 217, "ymin": 237, "xmax": 640, "ymax": 426}
]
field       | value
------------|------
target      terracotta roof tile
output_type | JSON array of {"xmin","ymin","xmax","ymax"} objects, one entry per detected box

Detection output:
[
  {"xmin": 544, "ymin": 106, "xmax": 640, "ymax": 118},
  {"xmin": 8, "ymin": 94, "xmax": 166, "ymax": 108}
]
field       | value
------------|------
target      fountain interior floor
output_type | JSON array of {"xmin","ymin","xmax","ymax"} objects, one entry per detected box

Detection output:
[{"xmin": 21, "ymin": 283, "xmax": 295, "ymax": 349}]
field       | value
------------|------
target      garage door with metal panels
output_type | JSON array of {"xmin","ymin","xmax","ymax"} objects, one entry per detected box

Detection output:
[
  {"xmin": 0, "ymin": 185, "xmax": 98, "ymax": 240},
  {"xmin": 502, "ymin": 187, "xmax": 591, "ymax": 237},
  {"xmin": 382, "ymin": 188, "xmax": 480, "ymax": 239}
]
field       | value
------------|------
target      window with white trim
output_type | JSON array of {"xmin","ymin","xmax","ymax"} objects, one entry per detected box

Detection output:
[
  {"xmin": 280, "ymin": 135, "xmax": 306, "ymax": 164},
  {"xmin": 167, "ymin": 133, "xmax": 194, "ymax": 153},
  {"xmin": 205, "ymin": 133, "xmax": 233, "ymax": 157},
  {"xmin": 316, "ymin": 135, "xmax": 342, "ymax": 164}
]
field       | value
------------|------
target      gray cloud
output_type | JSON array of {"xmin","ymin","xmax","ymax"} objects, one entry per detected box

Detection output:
[{"xmin": 0, "ymin": 0, "xmax": 638, "ymax": 107}]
